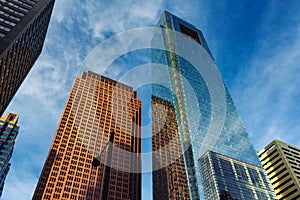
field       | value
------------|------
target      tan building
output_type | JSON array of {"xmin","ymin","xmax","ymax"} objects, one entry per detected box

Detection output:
[
  {"xmin": 152, "ymin": 96, "xmax": 190, "ymax": 199},
  {"xmin": 0, "ymin": 113, "xmax": 19, "ymax": 197},
  {"xmin": 258, "ymin": 140, "xmax": 300, "ymax": 200},
  {"xmin": 33, "ymin": 71, "xmax": 142, "ymax": 200}
]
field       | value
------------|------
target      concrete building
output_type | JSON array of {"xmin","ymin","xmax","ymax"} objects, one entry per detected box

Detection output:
[
  {"xmin": 0, "ymin": 0, "xmax": 55, "ymax": 115},
  {"xmin": 0, "ymin": 113, "xmax": 19, "ymax": 197},
  {"xmin": 258, "ymin": 140, "xmax": 300, "ymax": 200}
]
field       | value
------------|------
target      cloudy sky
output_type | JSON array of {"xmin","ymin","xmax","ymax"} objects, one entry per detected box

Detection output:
[{"xmin": 2, "ymin": 0, "xmax": 300, "ymax": 199}]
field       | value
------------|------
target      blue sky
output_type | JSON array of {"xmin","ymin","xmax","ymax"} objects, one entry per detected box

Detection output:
[{"xmin": 2, "ymin": 0, "xmax": 300, "ymax": 199}]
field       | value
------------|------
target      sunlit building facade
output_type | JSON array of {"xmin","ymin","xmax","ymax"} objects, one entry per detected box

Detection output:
[
  {"xmin": 33, "ymin": 71, "xmax": 142, "ymax": 200},
  {"xmin": 258, "ymin": 140, "xmax": 300, "ymax": 200},
  {"xmin": 151, "ymin": 11, "xmax": 274, "ymax": 199},
  {"xmin": 0, "ymin": 0, "xmax": 55, "ymax": 115},
  {"xmin": 152, "ymin": 96, "xmax": 190, "ymax": 199},
  {"xmin": 199, "ymin": 151, "xmax": 275, "ymax": 199},
  {"xmin": 0, "ymin": 113, "xmax": 19, "ymax": 197}
]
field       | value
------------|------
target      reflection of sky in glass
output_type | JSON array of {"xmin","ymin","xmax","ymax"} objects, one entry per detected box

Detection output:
[
  {"xmin": 199, "ymin": 151, "xmax": 275, "ymax": 199},
  {"xmin": 152, "ymin": 11, "xmax": 263, "ymax": 199},
  {"xmin": 80, "ymin": 19, "xmax": 267, "ymax": 198}
]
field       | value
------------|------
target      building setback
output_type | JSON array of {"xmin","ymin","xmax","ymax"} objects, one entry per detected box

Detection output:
[
  {"xmin": 151, "ymin": 11, "xmax": 275, "ymax": 199},
  {"xmin": 33, "ymin": 71, "xmax": 142, "ymax": 200},
  {"xmin": 0, "ymin": 0, "xmax": 55, "ymax": 115},
  {"xmin": 152, "ymin": 96, "xmax": 190, "ymax": 200},
  {"xmin": 199, "ymin": 151, "xmax": 275, "ymax": 200},
  {"xmin": 258, "ymin": 140, "xmax": 300, "ymax": 200},
  {"xmin": 0, "ymin": 113, "xmax": 19, "ymax": 197}
]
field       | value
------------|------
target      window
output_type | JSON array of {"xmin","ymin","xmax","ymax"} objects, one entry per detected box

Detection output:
[{"xmin": 179, "ymin": 24, "xmax": 201, "ymax": 44}]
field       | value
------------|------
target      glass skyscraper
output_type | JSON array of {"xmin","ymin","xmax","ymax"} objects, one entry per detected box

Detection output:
[
  {"xmin": 0, "ymin": 113, "xmax": 19, "ymax": 197},
  {"xmin": 199, "ymin": 151, "xmax": 275, "ymax": 199},
  {"xmin": 151, "ymin": 11, "xmax": 273, "ymax": 199}
]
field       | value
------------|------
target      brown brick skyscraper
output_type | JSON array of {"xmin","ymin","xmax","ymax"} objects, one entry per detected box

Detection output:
[
  {"xmin": 152, "ymin": 96, "xmax": 190, "ymax": 199},
  {"xmin": 0, "ymin": 0, "xmax": 55, "ymax": 115},
  {"xmin": 33, "ymin": 71, "xmax": 142, "ymax": 200}
]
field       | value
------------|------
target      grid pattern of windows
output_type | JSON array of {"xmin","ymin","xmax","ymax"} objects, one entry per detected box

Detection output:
[
  {"xmin": 152, "ymin": 11, "xmax": 264, "ymax": 199},
  {"xmin": 152, "ymin": 96, "xmax": 190, "ymax": 200},
  {"xmin": 33, "ymin": 71, "xmax": 142, "ymax": 200},
  {"xmin": 0, "ymin": 0, "xmax": 39, "ymax": 38},
  {"xmin": 199, "ymin": 151, "xmax": 275, "ymax": 200},
  {"xmin": 258, "ymin": 140, "xmax": 300, "ymax": 200},
  {"xmin": 0, "ymin": 0, "xmax": 55, "ymax": 116},
  {"xmin": 0, "ymin": 112, "xmax": 19, "ymax": 197}
]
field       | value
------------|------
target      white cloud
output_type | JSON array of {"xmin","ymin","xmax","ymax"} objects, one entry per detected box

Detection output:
[
  {"xmin": 2, "ymin": 176, "xmax": 38, "ymax": 200},
  {"xmin": 1, "ymin": 0, "xmax": 169, "ymax": 198},
  {"xmin": 231, "ymin": 2, "xmax": 300, "ymax": 150},
  {"xmin": 82, "ymin": 0, "xmax": 164, "ymax": 40},
  {"xmin": 4, "ymin": 0, "xmax": 299, "ymax": 199}
]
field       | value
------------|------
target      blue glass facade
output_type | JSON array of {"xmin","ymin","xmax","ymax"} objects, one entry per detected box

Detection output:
[
  {"xmin": 199, "ymin": 151, "xmax": 275, "ymax": 200},
  {"xmin": 151, "ymin": 11, "xmax": 272, "ymax": 199},
  {"xmin": 0, "ymin": 113, "xmax": 19, "ymax": 197}
]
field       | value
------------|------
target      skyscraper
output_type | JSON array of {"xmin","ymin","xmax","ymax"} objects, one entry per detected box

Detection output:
[
  {"xmin": 33, "ymin": 71, "xmax": 142, "ymax": 200},
  {"xmin": 152, "ymin": 96, "xmax": 190, "ymax": 199},
  {"xmin": 0, "ymin": 112, "xmax": 19, "ymax": 197},
  {"xmin": 258, "ymin": 140, "xmax": 300, "ymax": 199},
  {"xmin": 151, "ymin": 11, "xmax": 273, "ymax": 199},
  {"xmin": 0, "ymin": 0, "xmax": 55, "ymax": 115},
  {"xmin": 199, "ymin": 151, "xmax": 275, "ymax": 199}
]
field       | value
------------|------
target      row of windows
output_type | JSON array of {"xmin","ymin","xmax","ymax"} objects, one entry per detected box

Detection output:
[
  {"xmin": 0, "ymin": 17, "xmax": 16, "ymax": 26},
  {"xmin": 7, "ymin": 1, "xmax": 30, "ymax": 13},
  {"xmin": 265, "ymin": 157, "xmax": 282, "ymax": 171},
  {"xmin": 0, "ymin": 24, "xmax": 11, "ymax": 32},
  {"xmin": 12, "ymin": 0, "xmax": 34, "ymax": 9},
  {"xmin": 2, "ymin": 5, "xmax": 25, "ymax": 17},
  {"xmin": 72, "ymin": 89, "xmax": 132, "ymax": 99},
  {"xmin": 0, "ymin": 10, "xmax": 21, "ymax": 21}
]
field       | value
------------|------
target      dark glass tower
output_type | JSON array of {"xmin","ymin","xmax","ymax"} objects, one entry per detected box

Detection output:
[
  {"xmin": 0, "ymin": 113, "xmax": 19, "ymax": 197},
  {"xmin": 0, "ymin": 0, "xmax": 55, "ymax": 115},
  {"xmin": 151, "ymin": 11, "xmax": 273, "ymax": 199},
  {"xmin": 199, "ymin": 151, "xmax": 275, "ymax": 199}
]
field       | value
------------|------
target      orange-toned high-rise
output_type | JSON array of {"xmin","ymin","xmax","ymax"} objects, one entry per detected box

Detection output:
[
  {"xmin": 152, "ymin": 96, "xmax": 190, "ymax": 200},
  {"xmin": 33, "ymin": 71, "xmax": 142, "ymax": 200}
]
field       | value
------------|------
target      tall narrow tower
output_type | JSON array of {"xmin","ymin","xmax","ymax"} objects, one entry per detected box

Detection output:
[
  {"xmin": 0, "ymin": 0, "xmax": 55, "ymax": 115},
  {"xmin": 33, "ymin": 71, "xmax": 142, "ymax": 200},
  {"xmin": 0, "ymin": 112, "xmax": 19, "ymax": 197},
  {"xmin": 151, "ymin": 11, "xmax": 273, "ymax": 199}
]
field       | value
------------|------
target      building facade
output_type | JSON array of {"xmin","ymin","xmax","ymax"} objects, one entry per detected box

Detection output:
[
  {"xmin": 33, "ymin": 71, "xmax": 142, "ymax": 200},
  {"xmin": 0, "ymin": 0, "xmax": 55, "ymax": 115},
  {"xmin": 152, "ymin": 96, "xmax": 190, "ymax": 200},
  {"xmin": 199, "ymin": 151, "xmax": 275, "ymax": 200},
  {"xmin": 258, "ymin": 140, "xmax": 300, "ymax": 199},
  {"xmin": 0, "ymin": 112, "xmax": 19, "ymax": 197},
  {"xmin": 151, "ymin": 11, "xmax": 273, "ymax": 199}
]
